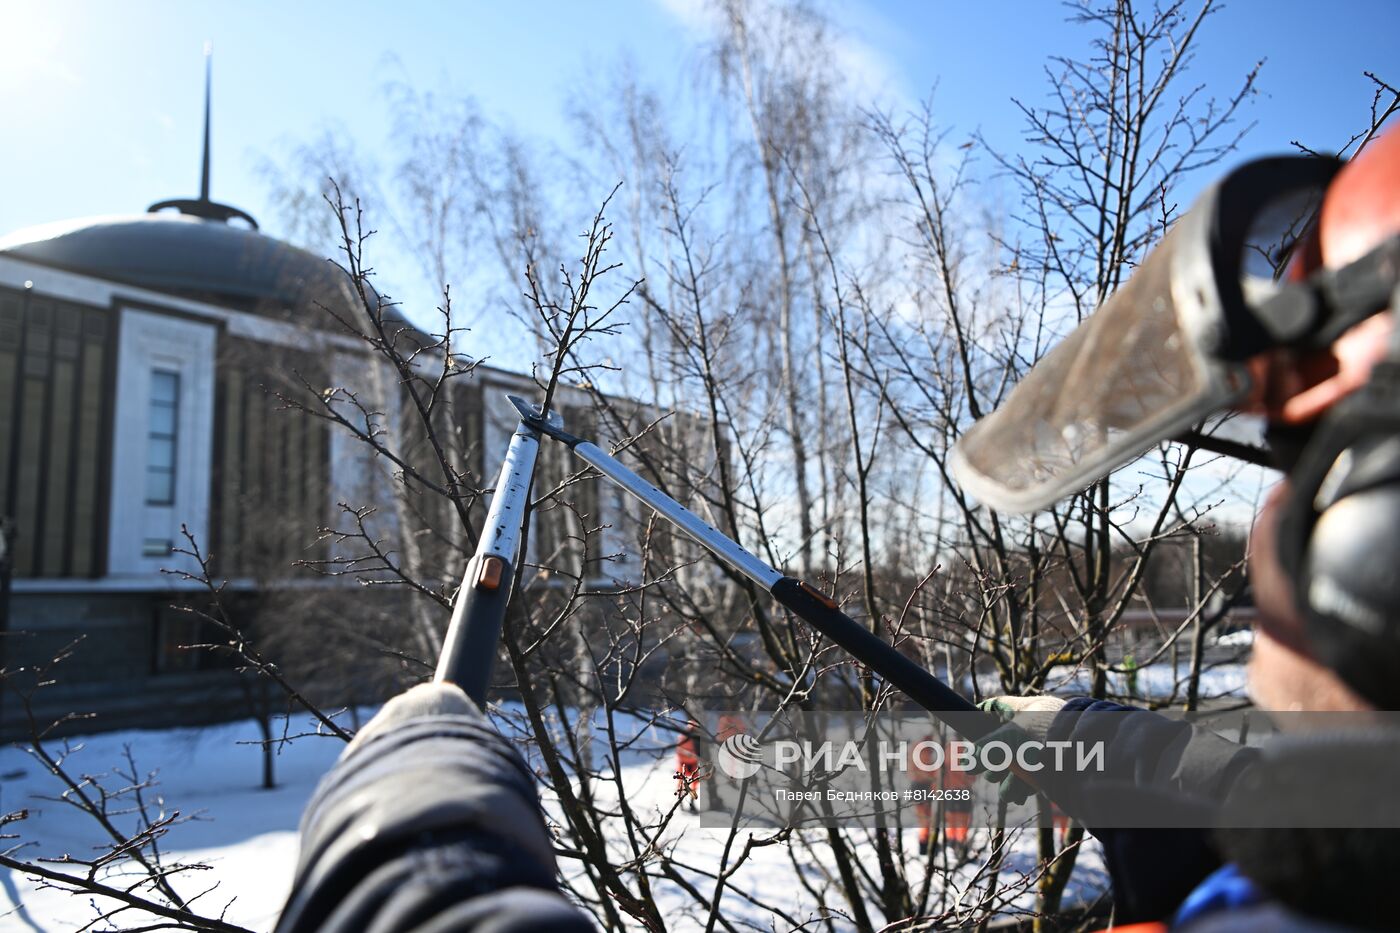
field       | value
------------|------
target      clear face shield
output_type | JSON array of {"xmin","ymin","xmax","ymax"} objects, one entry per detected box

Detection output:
[{"xmin": 951, "ymin": 155, "xmax": 1360, "ymax": 513}]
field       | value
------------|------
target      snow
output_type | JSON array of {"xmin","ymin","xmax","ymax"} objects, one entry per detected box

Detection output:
[
  {"xmin": 1214, "ymin": 629, "xmax": 1255, "ymax": 648},
  {"xmin": 966, "ymin": 657, "xmax": 1250, "ymax": 705},
  {"xmin": 0, "ymin": 716, "xmax": 345, "ymax": 931},
  {"xmin": 1045, "ymin": 661, "xmax": 1248, "ymax": 700},
  {"xmin": 2, "ymin": 708, "xmax": 1110, "ymax": 932},
  {"xmin": 527, "ymin": 716, "xmax": 1110, "ymax": 930}
]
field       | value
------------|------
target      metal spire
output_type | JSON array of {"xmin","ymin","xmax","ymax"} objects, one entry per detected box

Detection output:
[
  {"xmin": 146, "ymin": 42, "xmax": 259, "ymax": 229},
  {"xmin": 200, "ymin": 41, "xmax": 212, "ymax": 202}
]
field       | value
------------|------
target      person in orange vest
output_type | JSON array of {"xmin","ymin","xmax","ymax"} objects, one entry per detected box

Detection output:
[
  {"xmin": 716, "ymin": 713, "xmax": 746, "ymax": 742},
  {"xmin": 906, "ymin": 734, "xmax": 975, "ymax": 848},
  {"xmin": 674, "ymin": 720, "xmax": 702, "ymax": 813},
  {"xmin": 906, "ymin": 733, "xmax": 939, "ymax": 848}
]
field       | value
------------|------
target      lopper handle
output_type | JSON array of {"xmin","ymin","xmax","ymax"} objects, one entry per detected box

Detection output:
[
  {"xmin": 435, "ymin": 554, "xmax": 516, "ymax": 704},
  {"xmin": 769, "ymin": 577, "xmax": 999, "ymax": 741}
]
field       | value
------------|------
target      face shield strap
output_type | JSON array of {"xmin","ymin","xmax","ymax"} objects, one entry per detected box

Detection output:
[
  {"xmin": 1257, "ymin": 237, "xmax": 1400, "ymax": 473},
  {"xmin": 1253, "ymin": 234, "xmax": 1400, "ymax": 349},
  {"xmin": 1390, "ymin": 276, "xmax": 1400, "ymax": 359},
  {"xmin": 1169, "ymin": 159, "xmax": 1356, "ymax": 473}
]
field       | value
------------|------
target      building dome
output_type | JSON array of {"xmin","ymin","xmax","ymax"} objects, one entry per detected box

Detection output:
[{"xmin": 0, "ymin": 211, "xmax": 383, "ymax": 331}]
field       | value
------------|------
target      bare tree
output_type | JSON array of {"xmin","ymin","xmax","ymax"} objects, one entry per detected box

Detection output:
[
  {"xmin": 2, "ymin": 646, "xmax": 257, "ymax": 932},
  {"xmin": 20, "ymin": 2, "xmax": 1385, "ymax": 930},
  {"xmin": 856, "ymin": 1, "xmax": 1263, "ymax": 924}
]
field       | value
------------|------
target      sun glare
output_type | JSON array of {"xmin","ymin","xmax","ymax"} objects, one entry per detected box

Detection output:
[{"xmin": 0, "ymin": 1, "xmax": 80, "ymax": 93}]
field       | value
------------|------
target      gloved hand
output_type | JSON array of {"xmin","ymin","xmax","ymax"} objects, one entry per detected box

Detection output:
[
  {"xmin": 344, "ymin": 680, "xmax": 479, "ymax": 754},
  {"xmin": 975, "ymin": 694, "xmax": 1067, "ymax": 805},
  {"xmin": 980, "ymin": 694, "xmax": 1064, "ymax": 739},
  {"xmin": 981, "ymin": 694, "xmax": 1068, "ymax": 713}
]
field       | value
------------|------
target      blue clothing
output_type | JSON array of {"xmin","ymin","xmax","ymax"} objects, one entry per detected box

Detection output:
[
  {"xmin": 1041, "ymin": 699, "xmax": 1252, "ymax": 924},
  {"xmin": 1172, "ymin": 863, "xmax": 1264, "ymax": 927}
]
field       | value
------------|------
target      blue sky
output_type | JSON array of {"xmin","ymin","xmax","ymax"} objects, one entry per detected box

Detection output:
[{"xmin": 0, "ymin": 1, "xmax": 1393, "ymax": 292}]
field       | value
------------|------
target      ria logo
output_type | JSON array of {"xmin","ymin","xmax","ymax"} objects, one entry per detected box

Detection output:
[{"xmin": 716, "ymin": 732, "xmax": 763, "ymax": 779}]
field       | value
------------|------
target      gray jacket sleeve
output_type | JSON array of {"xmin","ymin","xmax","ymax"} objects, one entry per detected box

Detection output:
[{"xmin": 275, "ymin": 711, "xmax": 593, "ymax": 933}]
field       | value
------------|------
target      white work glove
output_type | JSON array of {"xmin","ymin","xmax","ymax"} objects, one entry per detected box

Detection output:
[
  {"xmin": 345, "ymin": 681, "xmax": 480, "ymax": 755},
  {"xmin": 975, "ymin": 694, "xmax": 1068, "ymax": 805},
  {"xmin": 979, "ymin": 694, "xmax": 1067, "ymax": 740}
]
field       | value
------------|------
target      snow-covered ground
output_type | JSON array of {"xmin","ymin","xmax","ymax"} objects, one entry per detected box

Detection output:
[
  {"xmin": 1, "ymin": 705, "xmax": 1114, "ymax": 932},
  {"xmin": 965, "ymin": 659, "xmax": 1249, "ymax": 706},
  {"xmin": 518, "ymin": 710, "xmax": 1111, "ymax": 930},
  {"xmin": 1045, "ymin": 661, "xmax": 1248, "ymax": 701},
  {"xmin": 0, "ymin": 716, "xmax": 343, "ymax": 932}
]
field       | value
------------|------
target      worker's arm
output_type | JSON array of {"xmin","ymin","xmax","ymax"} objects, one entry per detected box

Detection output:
[
  {"xmin": 980, "ymin": 696, "xmax": 1259, "ymax": 923},
  {"xmin": 275, "ymin": 683, "xmax": 593, "ymax": 933}
]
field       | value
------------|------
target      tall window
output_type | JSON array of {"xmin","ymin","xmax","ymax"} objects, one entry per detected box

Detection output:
[{"xmin": 146, "ymin": 369, "xmax": 179, "ymax": 505}]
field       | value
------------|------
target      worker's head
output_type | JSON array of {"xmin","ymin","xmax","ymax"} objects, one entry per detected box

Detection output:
[
  {"xmin": 1245, "ymin": 124, "xmax": 1400, "ymax": 712},
  {"xmin": 952, "ymin": 122, "xmax": 1400, "ymax": 710}
]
